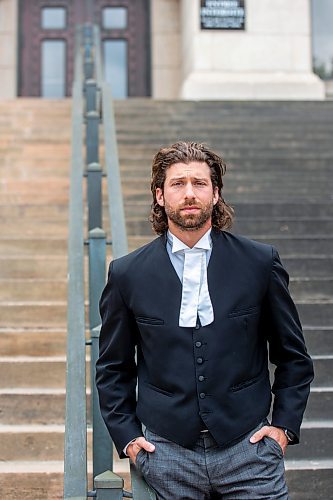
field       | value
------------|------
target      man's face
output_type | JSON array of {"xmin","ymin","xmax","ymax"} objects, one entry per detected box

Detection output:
[{"xmin": 155, "ymin": 161, "xmax": 219, "ymax": 232}]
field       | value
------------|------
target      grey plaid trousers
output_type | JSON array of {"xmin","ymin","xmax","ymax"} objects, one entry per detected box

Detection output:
[{"xmin": 135, "ymin": 421, "xmax": 289, "ymax": 500}]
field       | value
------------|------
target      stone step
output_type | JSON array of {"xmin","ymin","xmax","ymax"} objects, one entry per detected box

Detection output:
[
  {"xmin": 127, "ymin": 218, "xmax": 333, "ymax": 237},
  {"xmin": 0, "ymin": 357, "xmax": 69, "ymax": 388},
  {"xmin": 5, "ymin": 299, "xmax": 329, "ymax": 332},
  {"xmin": 0, "ymin": 204, "xmax": 68, "ymax": 219},
  {"xmin": 245, "ymin": 219, "xmax": 333, "ymax": 240},
  {"xmin": 0, "ymin": 389, "xmax": 92, "ymax": 426},
  {"xmin": 0, "ymin": 303, "xmax": 67, "ymax": 327},
  {"xmin": 0, "ymin": 461, "xmax": 65, "ymax": 500},
  {"xmin": 289, "ymin": 279, "xmax": 333, "ymax": 301},
  {"xmin": 0, "ymin": 421, "xmax": 331, "ymax": 467},
  {"xmin": 0, "ymin": 239, "xmax": 67, "ymax": 256},
  {"xmin": 311, "ymin": 356, "xmax": 333, "ymax": 387},
  {"xmin": 285, "ymin": 461, "xmax": 333, "ymax": 500},
  {"xmin": 0, "ymin": 390, "xmax": 67, "ymax": 425},
  {"xmin": 0, "ymin": 222, "xmax": 68, "ymax": 237},
  {"xmin": 122, "ymin": 181, "xmax": 331, "ymax": 195},
  {"xmin": 0, "ymin": 460, "xmax": 130, "ymax": 500},
  {"xmin": 126, "ymin": 227, "xmax": 333, "ymax": 255},
  {"xmin": 0, "ymin": 327, "xmax": 328, "ymax": 359},
  {"xmin": 0, "ymin": 257, "xmax": 67, "ymax": 279},
  {"xmin": 126, "ymin": 238, "xmax": 333, "ymax": 272},
  {"xmin": 0, "ymin": 425, "xmax": 67, "ymax": 461},
  {"xmin": 123, "ymin": 202, "xmax": 333, "ymax": 218},
  {"xmin": 249, "ymin": 236, "xmax": 333, "ymax": 255},
  {"xmin": 119, "ymin": 159, "xmax": 332, "ymax": 175},
  {"xmin": 0, "ymin": 328, "xmax": 67, "ymax": 357},
  {"xmin": 286, "ymin": 423, "xmax": 333, "ymax": 461},
  {"xmin": 0, "ymin": 280, "xmax": 67, "ymax": 301},
  {"xmin": 282, "ymin": 257, "xmax": 333, "ymax": 278},
  {"xmin": 0, "ymin": 177, "xmax": 69, "ymax": 194},
  {"xmin": 1, "ymin": 164, "xmax": 69, "ymax": 179},
  {"xmin": 303, "ymin": 328, "xmax": 333, "ymax": 356},
  {"xmin": 0, "ymin": 325, "xmax": 328, "ymax": 357},
  {"xmin": 303, "ymin": 388, "xmax": 333, "ymax": 421},
  {"xmin": 297, "ymin": 303, "xmax": 333, "ymax": 327},
  {"xmin": 120, "ymin": 156, "xmax": 333, "ymax": 171},
  {"xmin": 0, "ymin": 425, "xmax": 90, "ymax": 461}
]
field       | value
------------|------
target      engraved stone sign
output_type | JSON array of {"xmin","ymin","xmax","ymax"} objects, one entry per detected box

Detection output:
[{"xmin": 200, "ymin": 0, "xmax": 245, "ymax": 30}]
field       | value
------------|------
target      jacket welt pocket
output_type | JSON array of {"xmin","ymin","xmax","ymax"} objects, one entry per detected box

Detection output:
[
  {"xmin": 136, "ymin": 316, "xmax": 164, "ymax": 325},
  {"xmin": 228, "ymin": 306, "xmax": 259, "ymax": 318},
  {"xmin": 145, "ymin": 382, "xmax": 173, "ymax": 397},
  {"xmin": 230, "ymin": 372, "xmax": 264, "ymax": 392}
]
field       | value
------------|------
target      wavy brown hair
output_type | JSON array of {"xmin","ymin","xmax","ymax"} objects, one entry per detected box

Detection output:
[{"xmin": 149, "ymin": 141, "xmax": 234, "ymax": 235}]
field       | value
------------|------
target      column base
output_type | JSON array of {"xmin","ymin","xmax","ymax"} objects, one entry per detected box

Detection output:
[{"xmin": 180, "ymin": 72, "xmax": 325, "ymax": 100}]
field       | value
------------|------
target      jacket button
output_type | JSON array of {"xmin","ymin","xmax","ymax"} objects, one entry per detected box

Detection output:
[
  {"xmin": 195, "ymin": 341, "xmax": 202, "ymax": 348},
  {"xmin": 197, "ymin": 357, "xmax": 203, "ymax": 364},
  {"xmin": 195, "ymin": 323, "xmax": 200, "ymax": 329},
  {"xmin": 198, "ymin": 375, "xmax": 205, "ymax": 382},
  {"xmin": 199, "ymin": 392, "xmax": 206, "ymax": 399}
]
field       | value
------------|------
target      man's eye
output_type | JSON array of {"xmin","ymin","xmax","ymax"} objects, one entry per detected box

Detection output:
[{"xmin": 172, "ymin": 182, "xmax": 182, "ymax": 186}]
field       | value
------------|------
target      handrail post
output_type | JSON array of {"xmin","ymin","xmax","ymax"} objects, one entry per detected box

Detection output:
[
  {"xmin": 88, "ymin": 227, "xmax": 106, "ymax": 330},
  {"xmin": 88, "ymin": 229, "xmax": 114, "ymax": 480},
  {"xmin": 87, "ymin": 163, "xmax": 103, "ymax": 231},
  {"xmin": 83, "ymin": 24, "xmax": 94, "ymax": 80},
  {"xmin": 95, "ymin": 471, "xmax": 124, "ymax": 499},
  {"xmin": 86, "ymin": 110, "xmax": 100, "ymax": 165},
  {"xmin": 91, "ymin": 326, "xmax": 114, "ymax": 480},
  {"xmin": 85, "ymin": 79, "xmax": 98, "ymax": 113}
]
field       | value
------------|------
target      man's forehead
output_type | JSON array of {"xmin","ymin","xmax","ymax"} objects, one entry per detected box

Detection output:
[{"xmin": 166, "ymin": 161, "xmax": 210, "ymax": 177}]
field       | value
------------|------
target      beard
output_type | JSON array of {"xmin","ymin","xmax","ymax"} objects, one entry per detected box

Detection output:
[{"xmin": 164, "ymin": 199, "xmax": 214, "ymax": 232}]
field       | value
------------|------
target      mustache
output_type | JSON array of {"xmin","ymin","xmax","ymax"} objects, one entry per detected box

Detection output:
[{"xmin": 180, "ymin": 200, "xmax": 201, "ymax": 208}]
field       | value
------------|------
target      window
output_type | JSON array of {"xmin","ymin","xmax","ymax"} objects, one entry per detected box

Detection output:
[
  {"xmin": 41, "ymin": 7, "xmax": 66, "ymax": 30},
  {"xmin": 103, "ymin": 7, "xmax": 127, "ymax": 30},
  {"xmin": 41, "ymin": 40, "xmax": 66, "ymax": 97},
  {"xmin": 312, "ymin": 0, "xmax": 333, "ymax": 80},
  {"xmin": 103, "ymin": 40, "xmax": 128, "ymax": 98}
]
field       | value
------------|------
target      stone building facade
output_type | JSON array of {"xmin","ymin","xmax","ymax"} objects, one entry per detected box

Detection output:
[{"xmin": 0, "ymin": 0, "xmax": 329, "ymax": 99}]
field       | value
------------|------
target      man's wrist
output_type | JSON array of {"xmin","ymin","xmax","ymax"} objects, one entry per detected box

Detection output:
[
  {"xmin": 123, "ymin": 437, "xmax": 141, "ymax": 456},
  {"xmin": 277, "ymin": 427, "xmax": 296, "ymax": 444}
]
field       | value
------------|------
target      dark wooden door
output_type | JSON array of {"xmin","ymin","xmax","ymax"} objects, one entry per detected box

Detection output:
[{"xmin": 19, "ymin": 0, "xmax": 151, "ymax": 97}]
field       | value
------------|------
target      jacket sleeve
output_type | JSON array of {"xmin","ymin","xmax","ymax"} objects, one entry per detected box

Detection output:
[
  {"xmin": 265, "ymin": 247, "xmax": 314, "ymax": 443},
  {"xmin": 96, "ymin": 261, "xmax": 143, "ymax": 457}
]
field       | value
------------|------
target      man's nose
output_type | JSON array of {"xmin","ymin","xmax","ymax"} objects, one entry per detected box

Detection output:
[{"xmin": 184, "ymin": 182, "xmax": 195, "ymax": 198}]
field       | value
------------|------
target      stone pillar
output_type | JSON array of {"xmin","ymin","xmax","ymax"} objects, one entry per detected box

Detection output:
[
  {"xmin": 0, "ymin": 0, "xmax": 18, "ymax": 99},
  {"xmin": 151, "ymin": 0, "xmax": 181, "ymax": 98},
  {"xmin": 179, "ymin": 0, "xmax": 325, "ymax": 100}
]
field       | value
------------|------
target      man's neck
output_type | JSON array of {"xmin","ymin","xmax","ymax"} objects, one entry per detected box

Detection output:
[{"xmin": 168, "ymin": 221, "xmax": 212, "ymax": 248}]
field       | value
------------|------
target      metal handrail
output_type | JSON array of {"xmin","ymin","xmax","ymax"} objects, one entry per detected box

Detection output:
[
  {"xmin": 64, "ymin": 23, "xmax": 153, "ymax": 499},
  {"xmin": 64, "ymin": 27, "xmax": 87, "ymax": 499},
  {"xmin": 101, "ymin": 81, "xmax": 128, "ymax": 258}
]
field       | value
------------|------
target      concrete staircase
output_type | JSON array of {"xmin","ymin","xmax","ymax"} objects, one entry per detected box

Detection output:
[
  {"xmin": 113, "ymin": 100, "xmax": 333, "ymax": 499},
  {"xmin": 1, "ymin": 99, "xmax": 332, "ymax": 498},
  {"xmin": 0, "ymin": 99, "xmax": 71, "ymax": 498}
]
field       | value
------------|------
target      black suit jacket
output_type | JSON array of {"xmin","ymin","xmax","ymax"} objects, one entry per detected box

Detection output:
[{"xmin": 96, "ymin": 230, "xmax": 314, "ymax": 458}]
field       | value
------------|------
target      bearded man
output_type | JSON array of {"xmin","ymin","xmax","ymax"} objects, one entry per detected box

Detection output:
[{"xmin": 96, "ymin": 141, "xmax": 313, "ymax": 499}]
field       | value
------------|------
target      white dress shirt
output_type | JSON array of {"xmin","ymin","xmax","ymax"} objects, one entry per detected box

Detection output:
[{"xmin": 167, "ymin": 229, "xmax": 214, "ymax": 327}]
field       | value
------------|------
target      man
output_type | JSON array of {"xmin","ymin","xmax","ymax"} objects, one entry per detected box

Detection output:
[{"xmin": 96, "ymin": 141, "xmax": 314, "ymax": 499}]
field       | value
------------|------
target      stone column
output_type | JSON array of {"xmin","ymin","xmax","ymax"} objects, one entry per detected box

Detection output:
[
  {"xmin": 0, "ymin": 0, "xmax": 18, "ymax": 99},
  {"xmin": 179, "ymin": 0, "xmax": 325, "ymax": 99},
  {"xmin": 151, "ymin": 0, "xmax": 181, "ymax": 99}
]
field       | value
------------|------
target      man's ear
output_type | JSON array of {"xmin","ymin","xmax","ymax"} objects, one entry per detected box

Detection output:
[
  {"xmin": 213, "ymin": 187, "xmax": 219, "ymax": 205},
  {"xmin": 156, "ymin": 187, "xmax": 164, "ymax": 207}
]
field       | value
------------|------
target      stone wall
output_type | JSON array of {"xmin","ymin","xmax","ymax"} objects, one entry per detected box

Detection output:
[{"xmin": 0, "ymin": 0, "xmax": 18, "ymax": 99}]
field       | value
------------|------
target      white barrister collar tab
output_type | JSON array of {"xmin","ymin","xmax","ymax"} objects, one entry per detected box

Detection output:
[{"xmin": 168, "ymin": 229, "xmax": 212, "ymax": 254}]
